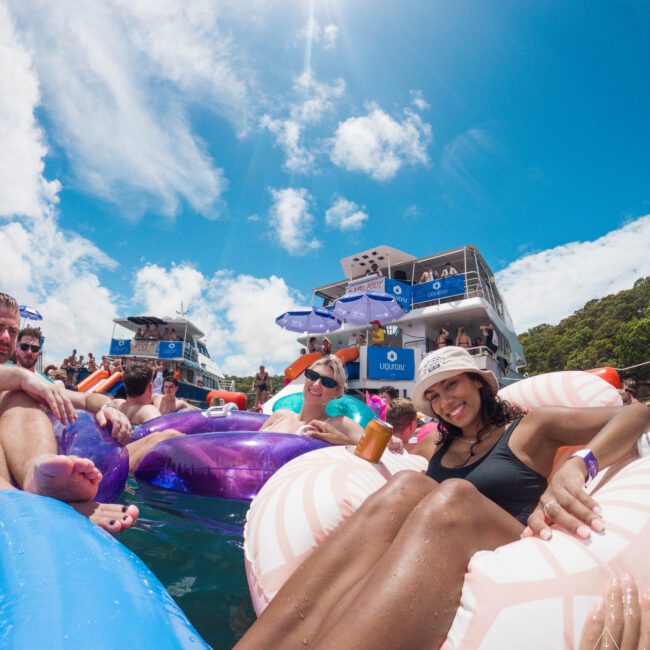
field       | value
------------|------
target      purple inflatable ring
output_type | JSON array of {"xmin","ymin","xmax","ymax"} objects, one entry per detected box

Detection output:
[
  {"xmin": 134, "ymin": 432, "xmax": 327, "ymax": 500},
  {"xmin": 131, "ymin": 408, "xmax": 269, "ymax": 441},
  {"xmin": 51, "ymin": 410, "xmax": 129, "ymax": 503}
]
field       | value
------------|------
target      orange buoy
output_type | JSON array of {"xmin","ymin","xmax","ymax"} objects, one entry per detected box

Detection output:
[
  {"xmin": 585, "ymin": 366, "xmax": 622, "ymax": 389},
  {"xmin": 206, "ymin": 390, "xmax": 248, "ymax": 411}
]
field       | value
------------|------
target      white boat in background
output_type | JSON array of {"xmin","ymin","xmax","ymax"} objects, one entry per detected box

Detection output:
[
  {"xmin": 295, "ymin": 244, "xmax": 526, "ymax": 397},
  {"xmin": 110, "ymin": 314, "xmax": 224, "ymax": 402}
]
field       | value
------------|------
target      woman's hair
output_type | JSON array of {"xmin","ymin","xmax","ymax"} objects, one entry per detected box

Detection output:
[
  {"xmin": 308, "ymin": 355, "xmax": 347, "ymax": 396},
  {"xmin": 434, "ymin": 372, "xmax": 526, "ymax": 462}
]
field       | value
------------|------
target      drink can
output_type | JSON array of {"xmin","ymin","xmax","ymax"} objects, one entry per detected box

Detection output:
[{"xmin": 354, "ymin": 418, "xmax": 394, "ymax": 463}]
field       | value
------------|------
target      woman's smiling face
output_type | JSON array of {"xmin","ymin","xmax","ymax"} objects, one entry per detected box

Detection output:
[
  {"xmin": 424, "ymin": 372, "xmax": 484, "ymax": 432},
  {"xmin": 303, "ymin": 363, "xmax": 340, "ymax": 404}
]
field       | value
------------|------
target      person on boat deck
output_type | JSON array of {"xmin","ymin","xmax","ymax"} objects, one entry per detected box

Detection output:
[
  {"xmin": 419, "ymin": 264, "xmax": 435, "ymax": 283},
  {"xmin": 135, "ymin": 327, "xmax": 143, "ymax": 339},
  {"xmin": 319, "ymin": 337, "xmax": 333, "ymax": 355},
  {"xmin": 152, "ymin": 376, "xmax": 199, "ymax": 415},
  {"xmin": 370, "ymin": 320, "xmax": 384, "ymax": 346},
  {"xmin": 151, "ymin": 325, "xmax": 162, "ymax": 340},
  {"xmin": 480, "ymin": 322, "xmax": 499, "ymax": 354},
  {"xmin": 142, "ymin": 325, "xmax": 153, "ymax": 339},
  {"xmin": 436, "ymin": 327, "xmax": 450, "ymax": 349},
  {"xmin": 0, "ymin": 292, "xmax": 138, "ymax": 534},
  {"xmin": 87, "ymin": 352, "xmax": 97, "ymax": 372},
  {"xmin": 440, "ymin": 261, "xmax": 458, "ymax": 276},
  {"xmin": 253, "ymin": 365, "xmax": 272, "ymax": 407},
  {"xmin": 307, "ymin": 337, "xmax": 317, "ymax": 354},
  {"xmin": 236, "ymin": 346, "xmax": 650, "ymax": 650},
  {"xmin": 455, "ymin": 326, "xmax": 472, "ymax": 349}
]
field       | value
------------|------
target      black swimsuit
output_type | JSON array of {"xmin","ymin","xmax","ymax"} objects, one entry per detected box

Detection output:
[{"xmin": 426, "ymin": 417, "xmax": 547, "ymax": 524}]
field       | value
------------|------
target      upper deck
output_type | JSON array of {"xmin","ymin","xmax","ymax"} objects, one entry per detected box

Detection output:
[{"xmin": 313, "ymin": 245, "xmax": 515, "ymax": 330}]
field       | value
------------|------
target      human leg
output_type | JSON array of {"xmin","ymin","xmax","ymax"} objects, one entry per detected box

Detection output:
[
  {"xmin": 235, "ymin": 471, "xmax": 437, "ymax": 650},
  {"xmin": 313, "ymin": 479, "xmax": 523, "ymax": 649},
  {"xmin": 126, "ymin": 429, "xmax": 183, "ymax": 473}
]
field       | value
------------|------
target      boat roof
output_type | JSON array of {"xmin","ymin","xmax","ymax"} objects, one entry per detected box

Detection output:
[
  {"xmin": 339, "ymin": 245, "xmax": 416, "ymax": 278},
  {"xmin": 113, "ymin": 316, "xmax": 206, "ymax": 339}
]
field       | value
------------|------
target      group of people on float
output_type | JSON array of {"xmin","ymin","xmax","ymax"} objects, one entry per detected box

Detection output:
[
  {"xmin": 133, "ymin": 324, "xmax": 179, "ymax": 341},
  {"xmin": 419, "ymin": 260, "xmax": 458, "ymax": 283},
  {"xmin": 237, "ymin": 346, "xmax": 650, "ymax": 648}
]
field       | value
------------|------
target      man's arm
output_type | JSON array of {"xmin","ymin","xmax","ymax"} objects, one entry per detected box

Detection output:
[
  {"xmin": 0, "ymin": 366, "xmax": 76, "ymax": 423},
  {"xmin": 177, "ymin": 399, "xmax": 200, "ymax": 411}
]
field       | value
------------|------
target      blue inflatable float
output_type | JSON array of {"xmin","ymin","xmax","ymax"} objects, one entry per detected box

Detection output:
[{"xmin": 0, "ymin": 490, "xmax": 209, "ymax": 649}]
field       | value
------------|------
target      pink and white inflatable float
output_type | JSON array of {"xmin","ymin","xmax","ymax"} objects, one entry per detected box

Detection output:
[{"xmin": 244, "ymin": 370, "xmax": 650, "ymax": 647}]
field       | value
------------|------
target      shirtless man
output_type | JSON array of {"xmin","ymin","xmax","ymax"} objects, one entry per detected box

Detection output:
[
  {"xmin": 111, "ymin": 363, "xmax": 184, "ymax": 471},
  {"xmin": 252, "ymin": 365, "xmax": 272, "ymax": 407},
  {"xmin": 152, "ymin": 377, "xmax": 199, "ymax": 415},
  {"xmin": 0, "ymin": 292, "xmax": 138, "ymax": 533}
]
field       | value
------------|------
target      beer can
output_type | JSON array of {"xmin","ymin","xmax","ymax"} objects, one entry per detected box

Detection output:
[{"xmin": 354, "ymin": 418, "xmax": 394, "ymax": 463}]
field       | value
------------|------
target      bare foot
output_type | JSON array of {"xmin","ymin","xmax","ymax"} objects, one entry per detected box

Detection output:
[
  {"xmin": 22, "ymin": 454, "xmax": 101, "ymax": 502},
  {"xmin": 71, "ymin": 501, "xmax": 140, "ymax": 534}
]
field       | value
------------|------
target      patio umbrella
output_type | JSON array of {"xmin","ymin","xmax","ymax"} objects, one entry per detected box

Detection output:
[
  {"xmin": 275, "ymin": 307, "xmax": 342, "ymax": 334},
  {"xmin": 331, "ymin": 290, "xmax": 405, "ymax": 326},
  {"xmin": 19, "ymin": 305, "xmax": 43, "ymax": 321}
]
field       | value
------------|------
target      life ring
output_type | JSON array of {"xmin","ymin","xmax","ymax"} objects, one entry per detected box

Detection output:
[
  {"xmin": 243, "ymin": 370, "xmax": 633, "ymax": 627},
  {"xmin": 0, "ymin": 489, "xmax": 208, "ymax": 648},
  {"xmin": 135, "ymin": 432, "xmax": 328, "ymax": 500},
  {"xmin": 205, "ymin": 389, "xmax": 248, "ymax": 410},
  {"xmin": 51, "ymin": 410, "xmax": 129, "ymax": 503}
]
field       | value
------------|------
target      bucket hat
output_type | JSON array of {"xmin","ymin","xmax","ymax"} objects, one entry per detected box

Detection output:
[{"xmin": 412, "ymin": 346, "xmax": 499, "ymax": 417}]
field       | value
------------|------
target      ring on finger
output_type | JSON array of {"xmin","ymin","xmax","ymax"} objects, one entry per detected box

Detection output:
[{"xmin": 542, "ymin": 500, "xmax": 558, "ymax": 518}]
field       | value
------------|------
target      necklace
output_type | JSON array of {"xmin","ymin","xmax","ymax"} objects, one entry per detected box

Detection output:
[{"xmin": 453, "ymin": 426, "xmax": 495, "ymax": 447}]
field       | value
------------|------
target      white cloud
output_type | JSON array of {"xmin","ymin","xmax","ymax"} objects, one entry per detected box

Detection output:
[
  {"xmin": 410, "ymin": 89, "xmax": 430, "ymax": 111},
  {"xmin": 0, "ymin": 5, "xmax": 118, "ymax": 364},
  {"xmin": 298, "ymin": 18, "xmax": 339, "ymax": 52},
  {"xmin": 132, "ymin": 263, "xmax": 304, "ymax": 376},
  {"xmin": 261, "ymin": 71, "xmax": 344, "ymax": 173},
  {"xmin": 329, "ymin": 105, "xmax": 432, "ymax": 181},
  {"xmin": 325, "ymin": 196, "xmax": 368, "ymax": 231},
  {"xmin": 268, "ymin": 187, "xmax": 321, "ymax": 255},
  {"xmin": 496, "ymin": 215, "xmax": 650, "ymax": 332},
  {"xmin": 0, "ymin": 4, "xmax": 60, "ymax": 218},
  {"xmin": 6, "ymin": 0, "xmax": 230, "ymax": 218},
  {"xmin": 441, "ymin": 128, "xmax": 495, "ymax": 194}
]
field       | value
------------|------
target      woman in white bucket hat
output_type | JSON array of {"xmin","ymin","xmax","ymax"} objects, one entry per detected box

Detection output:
[{"xmin": 238, "ymin": 347, "xmax": 650, "ymax": 650}]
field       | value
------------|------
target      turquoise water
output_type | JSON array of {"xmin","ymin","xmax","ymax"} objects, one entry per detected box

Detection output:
[{"xmin": 119, "ymin": 478, "xmax": 255, "ymax": 648}]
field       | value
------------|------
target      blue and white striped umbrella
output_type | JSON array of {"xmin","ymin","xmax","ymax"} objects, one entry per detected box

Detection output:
[
  {"xmin": 275, "ymin": 307, "xmax": 342, "ymax": 334},
  {"xmin": 19, "ymin": 305, "xmax": 43, "ymax": 321},
  {"xmin": 332, "ymin": 290, "xmax": 405, "ymax": 326}
]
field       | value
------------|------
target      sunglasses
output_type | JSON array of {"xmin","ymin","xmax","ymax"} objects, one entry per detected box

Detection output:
[
  {"xmin": 19, "ymin": 343, "xmax": 41, "ymax": 353},
  {"xmin": 624, "ymin": 388, "xmax": 636, "ymax": 396},
  {"xmin": 304, "ymin": 368, "xmax": 338, "ymax": 389}
]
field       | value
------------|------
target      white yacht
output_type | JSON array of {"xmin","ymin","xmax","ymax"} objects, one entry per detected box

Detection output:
[
  {"xmin": 110, "ymin": 314, "xmax": 224, "ymax": 400},
  {"xmin": 302, "ymin": 244, "xmax": 526, "ymax": 396}
]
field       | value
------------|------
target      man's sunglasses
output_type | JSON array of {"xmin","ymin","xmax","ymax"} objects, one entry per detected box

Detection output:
[
  {"xmin": 304, "ymin": 368, "xmax": 338, "ymax": 389},
  {"xmin": 19, "ymin": 343, "xmax": 41, "ymax": 353}
]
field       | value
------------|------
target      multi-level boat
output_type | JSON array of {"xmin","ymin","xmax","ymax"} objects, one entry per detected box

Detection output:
[
  {"xmin": 109, "ymin": 313, "xmax": 224, "ymax": 402},
  {"xmin": 294, "ymin": 244, "xmax": 526, "ymax": 396}
]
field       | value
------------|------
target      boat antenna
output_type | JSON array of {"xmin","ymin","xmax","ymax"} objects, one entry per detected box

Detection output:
[{"xmin": 176, "ymin": 302, "xmax": 188, "ymax": 317}]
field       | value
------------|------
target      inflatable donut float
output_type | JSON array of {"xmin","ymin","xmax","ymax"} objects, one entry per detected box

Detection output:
[
  {"xmin": 243, "ymin": 370, "xmax": 643, "ymax": 638},
  {"xmin": 51, "ymin": 410, "xmax": 129, "ymax": 502}
]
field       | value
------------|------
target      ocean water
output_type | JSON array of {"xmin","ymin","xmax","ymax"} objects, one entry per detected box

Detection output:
[{"xmin": 118, "ymin": 478, "xmax": 256, "ymax": 648}]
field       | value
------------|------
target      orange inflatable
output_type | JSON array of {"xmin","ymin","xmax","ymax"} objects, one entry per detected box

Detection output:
[
  {"xmin": 585, "ymin": 366, "xmax": 622, "ymax": 389},
  {"xmin": 89, "ymin": 371, "xmax": 124, "ymax": 394},
  {"xmin": 284, "ymin": 352, "xmax": 322, "ymax": 381},
  {"xmin": 77, "ymin": 369, "xmax": 108, "ymax": 392},
  {"xmin": 205, "ymin": 390, "xmax": 248, "ymax": 411},
  {"xmin": 334, "ymin": 347, "xmax": 359, "ymax": 364}
]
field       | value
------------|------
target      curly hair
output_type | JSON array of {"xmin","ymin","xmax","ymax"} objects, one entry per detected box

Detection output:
[{"xmin": 435, "ymin": 373, "xmax": 526, "ymax": 465}]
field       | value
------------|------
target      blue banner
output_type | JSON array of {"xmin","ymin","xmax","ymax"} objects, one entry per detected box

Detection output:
[
  {"xmin": 367, "ymin": 347, "xmax": 415, "ymax": 381},
  {"xmin": 110, "ymin": 339, "xmax": 131, "ymax": 355},
  {"xmin": 384, "ymin": 278, "xmax": 411, "ymax": 312},
  {"xmin": 158, "ymin": 341, "xmax": 183, "ymax": 359},
  {"xmin": 411, "ymin": 274, "xmax": 465, "ymax": 304}
]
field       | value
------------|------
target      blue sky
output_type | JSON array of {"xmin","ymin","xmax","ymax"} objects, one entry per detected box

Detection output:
[{"xmin": 1, "ymin": 0, "xmax": 650, "ymax": 374}]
